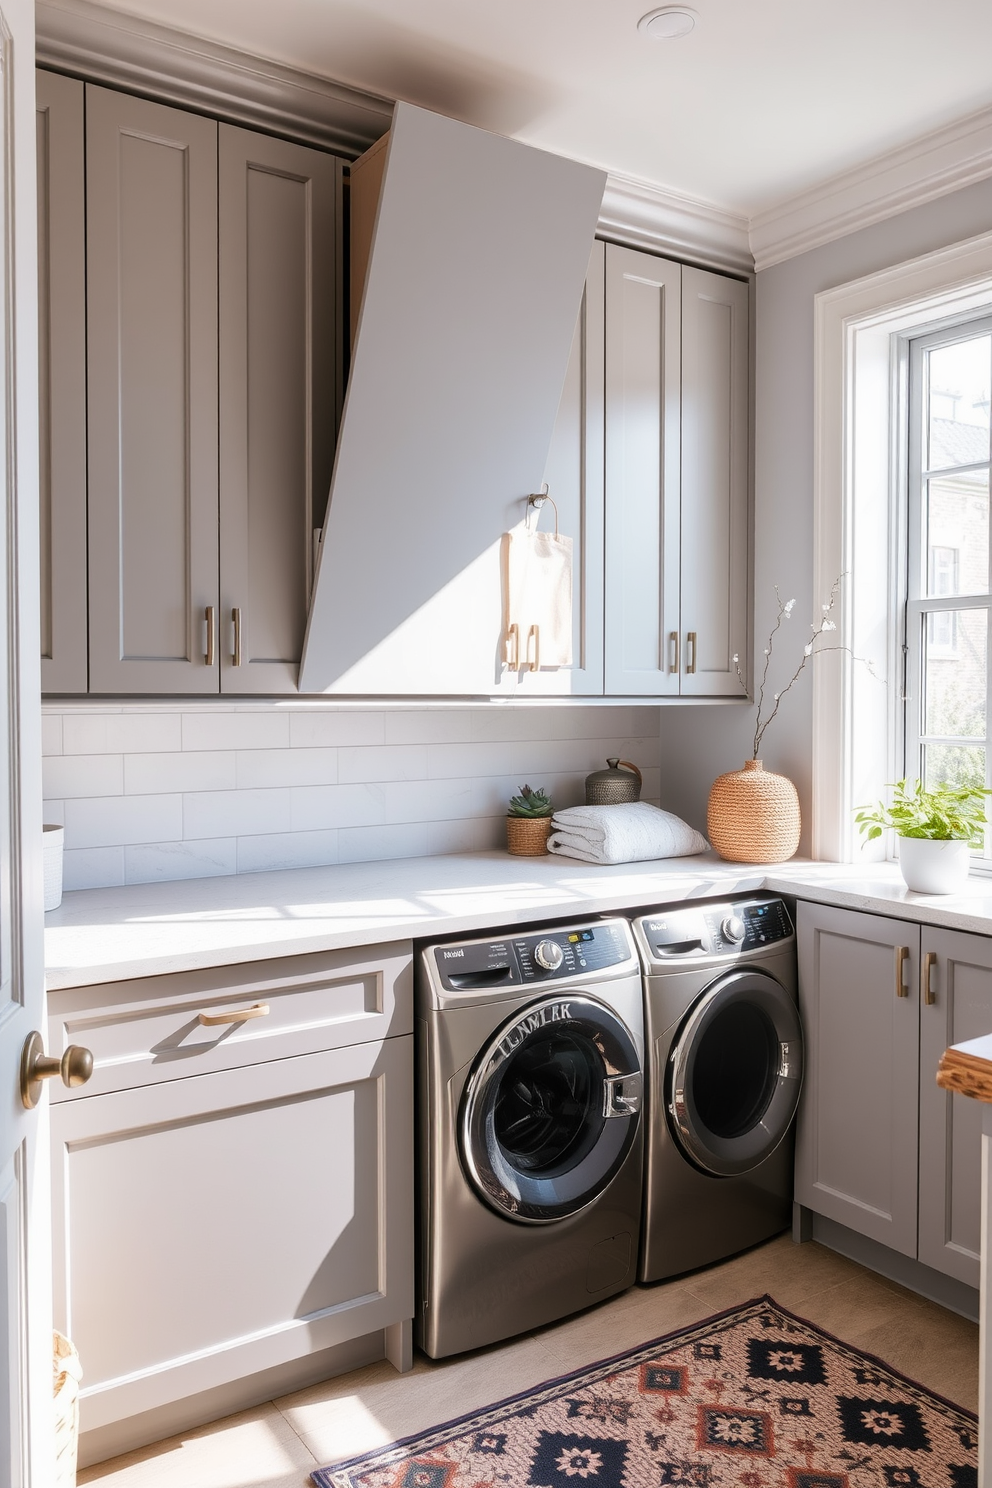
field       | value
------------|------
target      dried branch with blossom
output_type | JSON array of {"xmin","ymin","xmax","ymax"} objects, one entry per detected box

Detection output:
[{"xmin": 734, "ymin": 578, "xmax": 876, "ymax": 760}]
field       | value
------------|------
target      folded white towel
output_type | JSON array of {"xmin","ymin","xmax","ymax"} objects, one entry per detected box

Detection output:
[
  {"xmin": 503, "ymin": 526, "xmax": 573, "ymax": 669},
  {"xmin": 547, "ymin": 801, "xmax": 709, "ymax": 865}
]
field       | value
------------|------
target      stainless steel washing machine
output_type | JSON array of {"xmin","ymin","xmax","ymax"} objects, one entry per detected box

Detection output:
[
  {"xmin": 632, "ymin": 895, "xmax": 802, "ymax": 1283},
  {"xmin": 417, "ymin": 918, "xmax": 644, "ymax": 1358}
]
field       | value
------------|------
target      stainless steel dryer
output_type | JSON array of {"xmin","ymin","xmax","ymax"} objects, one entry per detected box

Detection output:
[
  {"xmin": 632, "ymin": 895, "xmax": 802, "ymax": 1283},
  {"xmin": 417, "ymin": 918, "xmax": 644, "ymax": 1359}
]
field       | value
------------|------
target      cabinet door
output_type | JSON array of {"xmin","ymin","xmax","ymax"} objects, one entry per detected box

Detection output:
[
  {"xmin": 37, "ymin": 70, "xmax": 87, "ymax": 692},
  {"xmin": 918, "ymin": 927, "xmax": 992, "ymax": 1286},
  {"xmin": 795, "ymin": 902, "xmax": 920, "ymax": 1255},
  {"xmin": 52, "ymin": 1036, "xmax": 413, "ymax": 1435},
  {"xmin": 679, "ymin": 267, "xmax": 749, "ymax": 698},
  {"xmin": 604, "ymin": 244, "xmax": 681, "ymax": 695},
  {"xmin": 493, "ymin": 239, "xmax": 605, "ymax": 697},
  {"xmin": 86, "ymin": 87, "xmax": 219, "ymax": 693},
  {"xmin": 219, "ymin": 126, "xmax": 342, "ymax": 694}
]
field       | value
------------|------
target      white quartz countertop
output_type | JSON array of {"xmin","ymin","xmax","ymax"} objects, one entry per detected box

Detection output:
[{"xmin": 43, "ymin": 848, "xmax": 992, "ymax": 991}]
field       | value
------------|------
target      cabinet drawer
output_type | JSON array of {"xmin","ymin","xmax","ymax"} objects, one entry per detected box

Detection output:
[{"xmin": 47, "ymin": 940, "xmax": 412, "ymax": 1099}]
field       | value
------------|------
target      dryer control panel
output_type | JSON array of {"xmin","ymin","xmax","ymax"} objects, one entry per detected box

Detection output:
[
  {"xmin": 434, "ymin": 919, "xmax": 633, "ymax": 991},
  {"xmin": 638, "ymin": 896, "xmax": 793, "ymax": 961}
]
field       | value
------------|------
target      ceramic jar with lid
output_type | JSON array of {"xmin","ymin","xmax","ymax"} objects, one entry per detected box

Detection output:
[{"xmin": 584, "ymin": 758, "xmax": 642, "ymax": 805}]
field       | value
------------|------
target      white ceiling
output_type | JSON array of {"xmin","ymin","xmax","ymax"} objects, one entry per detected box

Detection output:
[{"xmin": 86, "ymin": 0, "xmax": 992, "ymax": 218}]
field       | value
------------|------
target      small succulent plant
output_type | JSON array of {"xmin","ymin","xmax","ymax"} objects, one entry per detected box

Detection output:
[{"xmin": 507, "ymin": 784, "xmax": 553, "ymax": 818}]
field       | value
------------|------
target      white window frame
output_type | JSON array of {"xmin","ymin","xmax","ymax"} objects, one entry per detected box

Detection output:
[{"xmin": 812, "ymin": 229, "xmax": 992, "ymax": 862}]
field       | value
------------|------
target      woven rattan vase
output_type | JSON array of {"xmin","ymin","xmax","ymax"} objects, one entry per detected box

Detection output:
[
  {"xmin": 707, "ymin": 759, "xmax": 801, "ymax": 864},
  {"xmin": 506, "ymin": 816, "xmax": 552, "ymax": 856}
]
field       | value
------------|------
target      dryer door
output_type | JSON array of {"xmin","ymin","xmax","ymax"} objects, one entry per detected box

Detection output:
[
  {"xmin": 667, "ymin": 969, "xmax": 803, "ymax": 1177},
  {"xmin": 460, "ymin": 995, "xmax": 642, "ymax": 1223}
]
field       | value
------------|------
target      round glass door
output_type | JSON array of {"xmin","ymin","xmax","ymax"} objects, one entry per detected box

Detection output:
[
  {"xmin": 460, "ymin": 996, "xmax": 642, "ymax": 1223},
  {"xmin": 667, "ymin": 970, "xmax": 803, "ymax": 1177}
]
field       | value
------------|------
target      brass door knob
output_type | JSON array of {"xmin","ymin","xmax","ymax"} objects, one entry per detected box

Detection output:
[{"xmin": 19, "ymin": 1030, "xmax": 93, "ymax": 1109}]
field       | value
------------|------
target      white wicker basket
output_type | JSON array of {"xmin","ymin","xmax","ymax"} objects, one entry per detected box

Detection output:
[
  {"xmin": 43, "ymin": 824, "xmax": 64, "ymax": 911},
  {"xmin": 53, "ymin": 1331, "xmax": 81, "ymax": 1487}
]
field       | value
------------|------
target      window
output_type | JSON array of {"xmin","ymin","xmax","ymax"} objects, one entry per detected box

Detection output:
[{"xmin": 905, "ymin": 322, "xmax": 992, "ymax": 836}]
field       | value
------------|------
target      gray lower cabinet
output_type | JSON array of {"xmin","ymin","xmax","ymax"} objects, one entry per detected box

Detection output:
[
  {"xmin": 40, "ymin": 70, "xmax": 342, "ymax": 695},
  {"xmin": 47, "ymin": 942, "xmax": 414, "ymax": 1464},
  {"xmin": 796, "ymin": 900, "xmax": 992, "ymax": 1289}
]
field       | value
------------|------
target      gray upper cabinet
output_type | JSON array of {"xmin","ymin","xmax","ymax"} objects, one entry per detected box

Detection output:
[
  {"xmin": 37, "ymin": 71, "xmax": 87, "ymax": 693},
  {"xmin": 680, "ymin": 267, "xmax": 749, "ymax": 698},
  {"xmin": 42, "ymin": 76, "xmax": 342, "ymax": 696},
  {"xmin": 603, "ymin": 247, "xmax": 749, "ymax": 699},
  {"xmin": 86, "ymin": 87, "xmax": 220, "ymax": 694},
  {"xmin": 299, "ymin": 102, "xmax": 607, "ymax": 695},
  {"xmin": 795, "ymin": 901, "xmax": 920, "ymax": 1257},
  {"xmin": 219, "ymin": 126, "xmax": 341, "ymax": 694},
  {"xmin": 604, "ymin": 245, "xmax": 681, "ymax": 696}
]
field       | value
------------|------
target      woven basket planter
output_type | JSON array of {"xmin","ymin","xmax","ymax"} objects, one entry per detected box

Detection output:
[
  {"xmin": 53, "ymin": 1330, "xmax": 81, "ymax": 1488},
  {"xmin": 707, "ymin": 759, "xmax": 801, "ymax": 864},
  {"xmin": 507, "ymin": 815, "xmax": 552, "ymax": 856}
]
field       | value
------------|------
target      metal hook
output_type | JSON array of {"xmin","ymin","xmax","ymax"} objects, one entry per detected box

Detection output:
[{"xmin": 526, "ymin": 483, "xmax": 559, "ymax": 538}]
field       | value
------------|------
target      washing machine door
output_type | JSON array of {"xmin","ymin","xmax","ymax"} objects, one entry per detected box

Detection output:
[
  {"xmin": 460, "ymin": 995, "xmax": 642, "ymax": 1223},
  {"xmin": 667, "ymin": 969, "xmax": 803, "ymax": 1178}
]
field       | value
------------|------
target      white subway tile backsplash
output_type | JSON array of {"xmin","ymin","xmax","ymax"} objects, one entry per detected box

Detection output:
[
  {"xmin": 236, "ymin": 829, "xmax": 339, "ymax": 875},
  {"xmin": 64, "ymin": 794, "xmax": 183, "ymax": 849},
  {"xmin": 183, "ymin": 788, "xmax": 292, "ymax": 840},
  {"xmin": 41, "ymin": 713, "xmax": 62, "ymax": 755},
  {"xmin": 63, "ymin": 712, "xmax": 181, "ymax": 755},
  {"xmin": 43, "ymin": 753, "xmax": 123, "ymax": 799},
  {"xmin": 338, "ymin": 822, "xmax": 430, "ymax": 863},
  {"xmin": 289, "ymin": 711, "xmax": 385, "ymax": 748},
  {"xmin": 42, "ymin": 704, "xmax": 663, "ymax": 889},
  {"xmin": 235, "ymin": 748, "xmax": 338, "ymax": 789},
  {"xmin": 125, "ymin": 839, "xmax": 238, "ymax": 883},
  {"xmin": 125, "ymin": 751, "xmax": 237, "ymax": 795},
  {"xmin": 337, "ymin": 745, "xmax": 428, "ymax": 783},
  {"xmin": 182, "ymin": 711, "xmax": 290, "ymax": 752},
  {"xmin": 62, "ymin": 845, "xmax": 125, "ymax": 891}
]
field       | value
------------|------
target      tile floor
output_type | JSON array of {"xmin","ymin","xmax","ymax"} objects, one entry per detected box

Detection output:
[{"xmin": 78, "ymin": 1235, "xmax": 980, "ymax": 1488}]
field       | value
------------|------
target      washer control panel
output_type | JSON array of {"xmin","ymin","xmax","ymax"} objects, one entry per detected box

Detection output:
[
  {"xmin": 637, "ymin": 896, "xmax": 793, "ymax": 961},
  {"xmin": 434, "ymin": 919, "xmax": 633, "ymax": 991}
]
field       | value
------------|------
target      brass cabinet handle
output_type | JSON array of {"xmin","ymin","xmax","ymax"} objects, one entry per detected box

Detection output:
[
  {"xmin": 895, "ymin": 945, "xmax": 910, "ymax": 997},
  {"xmin": 505, "ymin": 622, "xmax": 520, "ymax": 671},
  {"xmin": 198, "ymin": 1002, "xmax": 270, "ymax": 1027},
  {"xmin": 686, "ymin": 631, "xmax": 697, "ymax": 674},
  {"xmin": 922, "ymin": 950, "xmax": 938, "ymax": 1006},
  {"xmin": 669, "ymin": 631, "xmax": 680, "ymax": 674},
  {"xmin": 527, "ymin": 623, "xmax": 540, "ymax": 672},
  {"xmin": 232, "ymin": 607, "xmax": 243, "ymax": 666},
  {"xmin": 205, "ymin": 605, "xmax": 216, "ymax": 667},
  {"xmin": 20, "ymin": 1030, "xmax": 93, "ymax": 1109}
]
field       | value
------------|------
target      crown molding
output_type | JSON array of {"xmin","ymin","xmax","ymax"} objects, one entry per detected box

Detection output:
[
  {"xmin": 599, "ymin": 171, "xmax": 752, "ymax": 275},
  {"xmin": 36, "ymin": 0, "xmax": 393, "ymax": 157},
  {"xmin": 750, "ymin": 101, "xmax": 992, "ymax": 272}
]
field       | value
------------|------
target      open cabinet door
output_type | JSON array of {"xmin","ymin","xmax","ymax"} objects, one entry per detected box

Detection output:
[
  {"xmin": 1, "ymin": 7, "xmax": 54, "ymax": 1486},
  {"xmin": 299, "ymin": 102, "xmax": 605, "ymax": 695}
]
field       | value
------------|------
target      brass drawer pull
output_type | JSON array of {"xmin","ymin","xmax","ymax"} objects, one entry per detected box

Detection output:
[
  {"xmin": 686, "ymin": 631, "xmax": 697, "ymax": 674},
  {"xmin": 232, "ymin": 606, "xmax": 243, "ymax": 666},
  {"xmin": 669, "ymin": 631, "xmax": 679, "ymax": 674},
  {"xmin": 198, "ymin": 1002, "xmax": 270, "ymax": 1027},
  {"xmin": 205, "ymin": 605, "xmax": 216, "ymax": 667},
  {"xmin": 527, "ymin": 623, "xmax": 540, "ymax": 672},
  {"xmin": 922, "ymin": 950, "xmax": 937, "ymax": 1006},
  {"xmin": 895, "ymin": 945, "xmax": 910, "ymax": 997}
]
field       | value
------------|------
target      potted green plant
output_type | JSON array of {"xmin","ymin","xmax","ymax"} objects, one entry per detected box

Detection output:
[
  {"xmin": 855, "ymin": 778, "xmax": 990, "ymax": 893},
  {"xmin": 507, "ymin": 785, "xmax": 554, "ymax": 856}
]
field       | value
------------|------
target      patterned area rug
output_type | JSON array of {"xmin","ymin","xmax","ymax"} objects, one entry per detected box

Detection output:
[{"xmin": 310, "ymin": 1296, "xmax": 977, "ymax": 1488}]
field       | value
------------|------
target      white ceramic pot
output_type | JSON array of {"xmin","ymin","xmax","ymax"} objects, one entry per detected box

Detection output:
[{"xmin": 897, "ymin": 835, "xmax": 971, "ymax": 894}]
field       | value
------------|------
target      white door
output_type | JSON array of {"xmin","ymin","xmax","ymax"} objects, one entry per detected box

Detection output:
[{"xmin": 1, "ymin": 4, "xmax": 55, "ymax": 1484}]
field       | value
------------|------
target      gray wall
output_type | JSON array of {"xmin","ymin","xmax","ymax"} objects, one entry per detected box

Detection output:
[{"xmin": 660, "ymin": 177, "xmax": 992, "ymax": 853}]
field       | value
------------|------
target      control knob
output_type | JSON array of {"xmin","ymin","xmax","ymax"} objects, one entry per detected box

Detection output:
[
  {"xmin": 534, "ymin": 939, "xmax": 564, "ymax": 971},
  {"xmin": 721, "ymin": 914, "xmax": 746, "ymax": 945}
]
